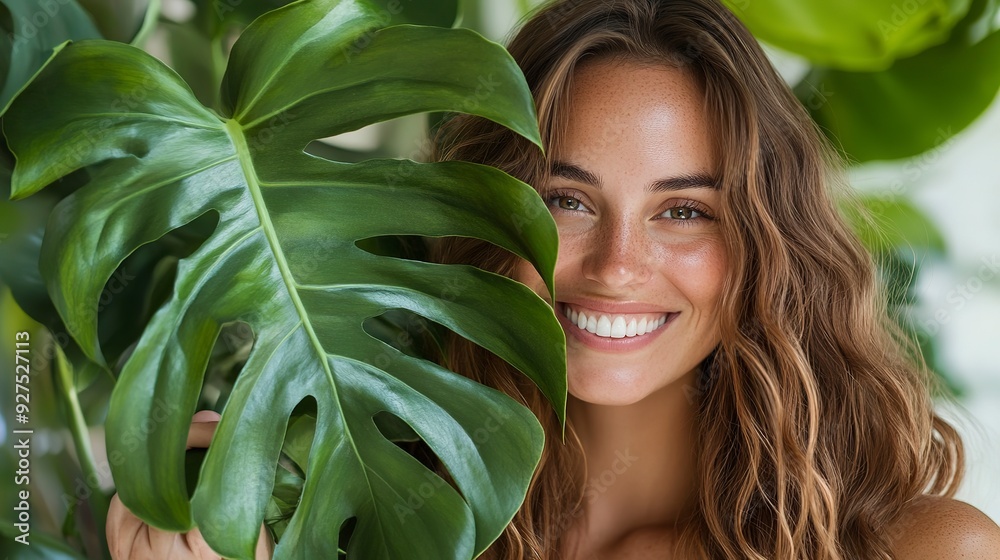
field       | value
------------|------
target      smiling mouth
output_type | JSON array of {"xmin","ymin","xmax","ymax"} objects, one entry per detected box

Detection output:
[{"xmin": 559, "ymin": 302, "xmax": 678, "ymax": 339}]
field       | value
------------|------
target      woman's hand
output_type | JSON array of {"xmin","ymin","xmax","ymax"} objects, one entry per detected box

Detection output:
[{"xmin": 106, "ymin": 410, "xmax": 274, "ymax": 559}]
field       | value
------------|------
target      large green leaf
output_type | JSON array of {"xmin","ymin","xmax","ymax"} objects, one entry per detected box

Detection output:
[
  {"xmin": 795, "ymin": 0, "xmax": 1000, "ymax": 162},
  {"xmin": 4, "ymin": 1, "xmax": 566, "ymax": 558},
  {"xmin": 725, "ymin": 0, "xmax": 971, "ymax": 70}
]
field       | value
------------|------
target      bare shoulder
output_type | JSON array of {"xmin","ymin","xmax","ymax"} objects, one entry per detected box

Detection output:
[{"xmin": 891, "ymin": 495, "xmax": 1000, "ymax": 559}]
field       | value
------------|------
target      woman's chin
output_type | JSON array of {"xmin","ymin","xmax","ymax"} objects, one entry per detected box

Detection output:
[
  {"xmin": 567, "ymin": 372, "xmax": 656, "ymax": 406},
  {"xmin": 567, "ymin": 365, "xmax": 703, "ymax": 407}
]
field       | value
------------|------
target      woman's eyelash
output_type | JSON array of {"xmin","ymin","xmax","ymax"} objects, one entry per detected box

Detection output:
[
  {"xmin": 543, "ymin": 189, "xmax": 589, "ymax": 212},
  {"xmin": 661, "ymin": 200, "xmax": 715, "ymax": 222}
]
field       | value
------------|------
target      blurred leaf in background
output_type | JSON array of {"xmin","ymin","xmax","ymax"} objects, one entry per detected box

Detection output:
[
  {"xmin": 724, "ymin": 0, "xmax": 973, "ymax": 70},
  {"xmin": 793, "ymin": 0, "xmax": 1000, "ymax": 162}
]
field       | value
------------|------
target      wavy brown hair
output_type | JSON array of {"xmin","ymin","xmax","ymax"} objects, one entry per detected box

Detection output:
[{"xmin": 425, "ymin": 0, "xmax": 964, "ymax": 558}]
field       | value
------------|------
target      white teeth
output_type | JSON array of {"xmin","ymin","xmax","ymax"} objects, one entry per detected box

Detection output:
[
  {"xmin": 560, "ymin": 304, "xmax": 670, "ymax": 339},
  {"xmin": 610, "ymin": 316, "xmax": 626, "ymax": 338},
  {"xmin": 596, "ymin": 316, "xmax": 612, "ymax": 337}
]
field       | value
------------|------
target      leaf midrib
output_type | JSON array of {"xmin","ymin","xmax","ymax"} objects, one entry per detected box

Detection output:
[
  {"xmin": 223, "ymin": 118, "xmax": 390, "ymax": 553},
  {"xmin": 224, "ymin": 118, "xmax": 332, "ymax": 384}
]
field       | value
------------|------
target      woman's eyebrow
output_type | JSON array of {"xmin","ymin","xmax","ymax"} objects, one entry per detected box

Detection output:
[
  {"xmin": 551, "ymin": 161, "xmax": 601, "ymax": 186},
  {"xmin": 648, "ymin": 172, "xmax": 718, "ymax": 192},
  {"xmin": 550, "ymin": 161, "xmax": 718, "ymax": 191}
]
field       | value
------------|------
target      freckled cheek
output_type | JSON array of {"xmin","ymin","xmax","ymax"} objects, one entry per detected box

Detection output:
[
  {"xmin": 553, "ymin": 235, "xmax": 589, "ymax": 279},
  {"xmin": 655, "ymin": 239, "xmax": 727, "ymax": 311}
]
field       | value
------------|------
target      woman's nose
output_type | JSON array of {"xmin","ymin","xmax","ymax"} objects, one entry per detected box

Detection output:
[{"xmin": 580, "ymin": 219, "xmax": 653, "ymax": 290}]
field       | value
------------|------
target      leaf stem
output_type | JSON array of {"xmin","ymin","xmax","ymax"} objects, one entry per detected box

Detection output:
[{"xmin": 55, "ymin": 344, "xmax": 112, "ymax": 560}]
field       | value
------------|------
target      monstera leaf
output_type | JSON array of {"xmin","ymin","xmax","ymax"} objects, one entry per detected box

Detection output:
[
  {"xmin": 794, "ymin": 0, "xmax": 1000, "ymax": 162},
  {"xmin": 4, "ymin": 1, "xmax": 567, "ymax": 558},
  {"xmin": 724, "ymin": 0, "xmax": 972, "ymax": 71}
]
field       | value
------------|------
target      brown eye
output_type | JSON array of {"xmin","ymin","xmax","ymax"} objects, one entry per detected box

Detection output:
[
  {"xmin": 662, "ymin": 206, "xmax": 703, "ymax": 220},
  {"xmin": 544, "ymin": 190, "xmax": 591, "ymax": 213},
  {"xmin": 558, "ymin": 196, "xmax": 583, "ymax": 211}
]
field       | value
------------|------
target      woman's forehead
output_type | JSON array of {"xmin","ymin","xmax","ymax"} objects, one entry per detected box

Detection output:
[{"xmin": 555, "ymin": 59, "xmax": 716, "ymax": 179}]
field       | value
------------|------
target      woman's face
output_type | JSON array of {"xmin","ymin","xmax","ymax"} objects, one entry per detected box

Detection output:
[{"xmin": 514, "ymin": 59, "xmax": 726, "ymax": 406}]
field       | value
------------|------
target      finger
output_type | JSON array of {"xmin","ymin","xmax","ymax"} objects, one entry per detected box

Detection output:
[
  {"xmin": 147, "ymin": 523, "xmax": 184, "ymax": 559},
  {"xmin": 107, "ymin": 493, "xmax": 142, "ymax": 559},
  {"xmin": 256, "ymin": 524, "xmax": 275, "ymax": 560},
  {"xmin": 129, "ymin": 524, "xmax": 153, "ymax": 560},
  {"xmin": 192, "ymin": 410, "xmax": 221, "ymax": 423},
  {"xmin": 183, "ymin": 526, "xmax": 224, "ymax": 559},
  {"xmin": 187, "ymin": 416, "xmax": 221, "ymax": 450}
]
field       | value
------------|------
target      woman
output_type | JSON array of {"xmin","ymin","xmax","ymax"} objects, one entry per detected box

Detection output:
[{"xmin": 108, "ymin": 0, "xmax": 1000, "ymax": 558}]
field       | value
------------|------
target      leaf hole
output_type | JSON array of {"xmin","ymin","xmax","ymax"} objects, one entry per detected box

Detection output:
[
  {"xmin": 374, "ymin": 412, "xmax": 465, "ymax": 503},
  {"xmin": 354, "ymin": 234, "xmax": 430, "ymax": 260},
  {"xmin": 361, "ymin": 308, "xmax": 445, "ymax": 366},
  {"xmin": 198, "ymin": 318, "xmax": 254, "ymax": 411},
  {"xmin": 337, "ymin": 517, "xmax": 357, "ymax": 558},
  {"xmin": 102, "ymin": 210, "xmax": 219, "ymax": 372},
  {"xmin": 373, "ymin": 410, "xmax": 420, "ymax": 444},
  {"xmin": 264, "ymin": 398, "xmax": 317, "ymax": 545}
]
